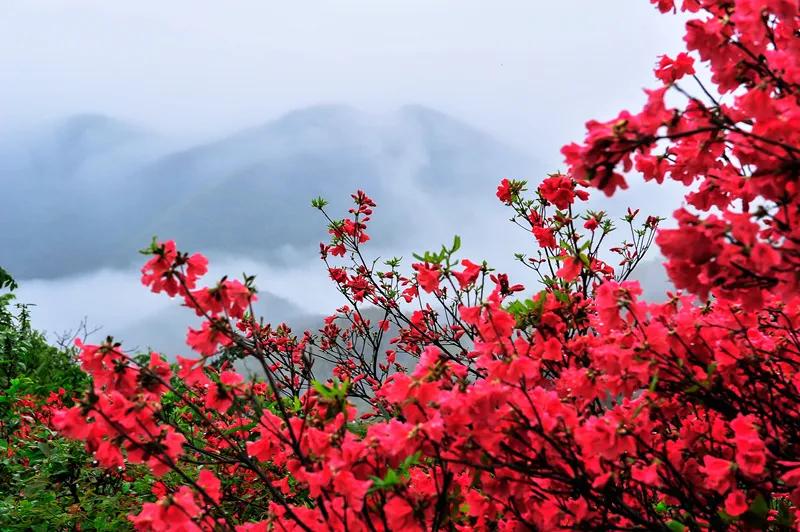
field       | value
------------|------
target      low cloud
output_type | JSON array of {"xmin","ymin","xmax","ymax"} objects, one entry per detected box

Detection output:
[{"xmin": 16, "ymin": 177, "xmax": 676, "ymax": 358}]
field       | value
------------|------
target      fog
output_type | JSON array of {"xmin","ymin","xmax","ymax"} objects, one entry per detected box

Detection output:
[
  {"xmin": 1, "ymin": 1, "xmax": 687, "ymax": 159},
  {"xmin": 15, "ymin": 173, "xmax": 679, "ymax": 356},
  {"xmin": 1, "ymin": 1, "xmax": 688, "ymax": 352}
]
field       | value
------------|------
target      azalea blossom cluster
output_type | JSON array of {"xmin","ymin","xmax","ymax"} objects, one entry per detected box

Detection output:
[
  {"xmin": 3, "ymin": 388, "xmax": 65, "ymax": 464},
  {"xmin": 563, "ymin": 0, "xmax": 800, "ymax": 309},
  {"xmin": 48, "ymin": 0, "xmax": 800, "ymax": 530}
]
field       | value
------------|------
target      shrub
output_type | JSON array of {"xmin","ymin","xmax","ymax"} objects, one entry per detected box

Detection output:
[
  {"xmin": 0, "ymin": 277, "xmax": 149, "ymax": 530},
  {"xmin": 23, "ymin": 0, "xmax": 800, "ymax": 530}
]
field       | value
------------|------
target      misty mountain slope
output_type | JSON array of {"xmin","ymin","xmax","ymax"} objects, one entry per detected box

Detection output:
[
  {"xmin": 394, "ymin": 105, "xmax": 533, "ymax": 194},
  {"xmin": 121, "ymin": 105, "xmax": 386, "ymax": 261},
  {"xmin": 0, "ymin": 114, "xmax": 167, "ymax": 279},
  {"xmin": 2, "ymin": 105, "xmax": 539, "ymax": 279},
  {"xmin": 0, "ymin": 114, "xmax": 151, "ymax": 179},
  {"xmin": 116, "ymin": 290, "xmax": 317, "ymax": 356},
  {"xmin": 39, "ymin": 114, "xmax": 151, "ymax": 176},
  {"xmin": 120, "ymin": 104, "xmax": 539, "ymax": 266}
]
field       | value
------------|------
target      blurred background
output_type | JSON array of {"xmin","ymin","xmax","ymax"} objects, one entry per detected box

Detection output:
[{"xmin": 1, "ymin": 0, "xmax": 686, "ymax": 355}]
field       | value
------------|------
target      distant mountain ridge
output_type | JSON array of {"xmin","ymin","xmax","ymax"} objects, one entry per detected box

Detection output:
[{"xmin": 1, "ymin": 105, "xmax": 539, "ymax": 279}]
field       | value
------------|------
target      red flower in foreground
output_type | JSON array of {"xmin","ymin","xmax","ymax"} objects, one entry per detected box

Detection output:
[
  {"xmin": 412, "ymin": 262, "xmax": 441, "ymax": 293},
  {"xmin": 724, "ymin": 490, "xmax": 749, "ymax": 517},
  {"xmin": 537, "ymin": 174, "xmax": 588, "ymax": 210},
  {"xmin": 557, "ymin": 256, "xmax": 582, "ymax": 281},
  {"xmin": 496, "ymin": 178, "xmax": 513, "ymax": 203},
  {"xmin": 700, "ymin": 456, "xmax": 734, "ymax": 494},
  {"xmin": 186, "ymin": 320, "xmax": 233, "ymax": 356},
  {"xmin": 452, "ymin": 259, "xmax": 482, "ymax": 289},
  {"xmin": 533, "ymin": 226, "xmax": 558, "ymax": 248},
  {"xmin": 654, "ymin": 52, "xmax": 695, "ymax": 83}
]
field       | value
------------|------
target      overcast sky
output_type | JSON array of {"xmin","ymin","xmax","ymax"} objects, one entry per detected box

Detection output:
[{"xmin": 1, "ymin": 0, "xmax": 687, "ymax": 164}]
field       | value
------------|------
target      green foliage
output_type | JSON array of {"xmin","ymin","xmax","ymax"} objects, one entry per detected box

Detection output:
[
  {"xmin": 311, "ymin": 377, "xmax": 350, "ymax": 402},
  {"xmin": 0, "ymin": 267, "xmax": 17, "ymax": 292},
  {"xmin": 505, "ymin": 290, "xmax": 548, "ymax": 328},
  {"xmin": 0, "ymin": 279, "xmax": 148, "ymax": 530},
  {"xmin": 0, "ymin": 287, "xmax": 87, "ymax": 396},
  {"xmin": 412, "ymin": 234, "xmax": 462, "ymax": 268},
  {"xmin": 0, "ymin": 423, "xmax": 149, "ymax": 531},
  {"xmin": 311, "ymin": 196, "xmax": 329, "ymax": 210},
  {"xmin": 369, "ymin": 451, "xmax": 421, "ymax": 493}
]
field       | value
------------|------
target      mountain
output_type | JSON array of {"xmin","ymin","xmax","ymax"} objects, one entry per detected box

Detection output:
[
  {"xmin": 35, "ymin": 114, "xmax": 151, "ymax": 176},
  {"xmin": 116, "ymin": 290, "xmax": 318, "ymax": 357},
  {"xmin": 1, "ymin": 105, "xmax": 538, "ymax": 279},
  {"xmin": 0, "ymin": 114, "xmax": 167, "ymax": 279}
]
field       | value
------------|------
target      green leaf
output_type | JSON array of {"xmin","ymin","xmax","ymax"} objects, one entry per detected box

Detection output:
[
  {"xmin": 36, "ymin": 442, "xmax": 51, "ymax": 458},
  {"xmin": 450, "ymin": 235, "xmax": 461, "ymax": 254},
  {"xmin": 370, "ymin": 468, "xmax": 401, "ymax": 490},
  {"xmin": 311, "ymin": 196, "xmax": 329, "ymax": 209},
  {"xmin": 0, "ymin": 266, "xmax": 17, "ymax": 291},
  {"xmin": 311, "ymin": 378, "xmax": 349, "ymax": 401},
  {"xmin": 648, "ymin": 370, "xmax": 659, "ymax": 393},
  {"xmin": 311, "ymin": 380, "xmax": 335, "ymax": 399},
  {"xmin": 553, "ymin": 290, "xmax": 570, "ymax": 304},
  {"xmin": 222, "ymin": 421, "xmax": 257, "ymax": 436},
  {"xmin": 505, "ymin": 300, "xmax": 528, "ymax": 318},
  {"xmin": 749, "ymin": 493, "xmax": 769, "ymax": 517},
  {"xmin": 138, "ymin": 236, "xmax": 160, "ymax": 255},
  {"xmin": 412, "ymin": 251, "xmax": 444, "ymax": 265},
  {"xmin": 666, "ymin": 521, "xmax": 686, "ymax": 532},
  {"xmin": 398, "ymin": 451, "xmax": 422, "ymax": 474},
  {"xmin": 368, "ymin": 451, "xmax": 421, "ymax": 493},
  {"xmin": 384, "ymin": 257, "xmax": 402, "ymax": 268}
]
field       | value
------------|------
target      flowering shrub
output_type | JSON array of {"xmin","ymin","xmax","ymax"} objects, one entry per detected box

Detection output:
[
  {"xmin": 38, "ymin": 0, "xmax": 800, "ymax": 530},
  {"xmin": 0, "ymin": 285, "xmax": 150, "ymax": 530}
]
